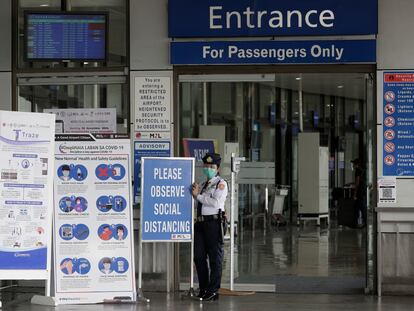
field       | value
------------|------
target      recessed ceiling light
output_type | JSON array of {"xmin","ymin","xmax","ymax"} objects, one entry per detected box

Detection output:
[
  {"xmin": 40, "ymin": 4, "xmax": 49, "ymax": 7},
  {"xmin": 295, "ymin": 77, "xmax": 301, "ymax": 80},
  {"xmin": 337, "ymin": 85, "xmax": 344, "ymax": 89}
]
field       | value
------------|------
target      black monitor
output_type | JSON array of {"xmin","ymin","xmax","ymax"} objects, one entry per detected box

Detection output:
[{"xmin": 25, "ymin": 11, "xmax": 108, "ymax": 62}]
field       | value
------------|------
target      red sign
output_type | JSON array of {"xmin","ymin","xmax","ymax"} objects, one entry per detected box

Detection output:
[
  {"xmin": 384, "ymin": 103, "xmax": 396, "ymax": 115},
  {"xmin": 384, "ymin": 91, "xmax": 396, "ymax": 102},
  {"xmin": 384, "ymin": 142, "xmax": 395, "ymax": 153},
  {"xmin": 384, "ymin": 129, "xmax": 395, "ymax": 140},
  {"xmin": 384, "ymin": 117, "xmax": 395, "ymax": 127},
  {"xmin": 385, "ymin": 73, "xmax": 414, "ymax": 83},
  {"xmin": 384, "ymin": 155, "xmax": 395, "ymax": 166}
]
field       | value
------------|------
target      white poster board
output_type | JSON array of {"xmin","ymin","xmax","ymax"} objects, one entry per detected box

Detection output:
[
  {"xmin": 0, "ymin": 111, "xmax": 55, "ymax": 281},
  {"xmin": 378, "ymin": 177, "xmax": 397, "ymax": 204},
  {"xmin": 44, "ymin": 108, "xmax": 117, "ymax": 134},
  {"xmin": 133, "ymin": 75, "xmax": 172, "ymax": 140},
  {"xmin": 52, "ymin": 133, "xmax": 136, "ymax": 304}
]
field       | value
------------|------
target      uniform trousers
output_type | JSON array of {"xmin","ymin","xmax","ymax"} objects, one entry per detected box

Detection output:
[{"xmin": 194, "ymin": 219, "xmax": 223, "ymax": 294}]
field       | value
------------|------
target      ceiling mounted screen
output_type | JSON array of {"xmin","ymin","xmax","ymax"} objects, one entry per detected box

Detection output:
[{"xmin": 25, "ymin": 12, "xmax": 108, "ymax": 61}]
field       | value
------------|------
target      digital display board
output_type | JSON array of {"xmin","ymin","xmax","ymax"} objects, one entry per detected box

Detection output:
[{"xmin": 25, "ymin": 12, "xmax": 107, "ymax": 61}]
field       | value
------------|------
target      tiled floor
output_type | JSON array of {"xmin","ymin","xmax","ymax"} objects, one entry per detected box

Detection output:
[
  {"xmin": 3, "ymin": 292, "xmax": 414, "ymax": 311},
  {"xmin": 182, "ymin": 223, "xmax": 367, "ymax": 293}
]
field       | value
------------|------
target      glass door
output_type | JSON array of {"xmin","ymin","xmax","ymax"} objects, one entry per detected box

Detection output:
[{"xmin": 177, "ymin": 72, "xmax": 374, "ymax": 294}]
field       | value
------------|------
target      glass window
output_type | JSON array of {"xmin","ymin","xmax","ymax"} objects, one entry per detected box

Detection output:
[{"xmin": 18, "ymin": 83, "xmax": 129, "ymax": 133}]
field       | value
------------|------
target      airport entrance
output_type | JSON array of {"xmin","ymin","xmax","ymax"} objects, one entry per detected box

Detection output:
[{"xmin": 176, "ymin": 66, "xmax": 376, "ymax": 294}]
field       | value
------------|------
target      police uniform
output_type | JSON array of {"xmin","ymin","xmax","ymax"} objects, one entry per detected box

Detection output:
[{"xmin": 194, "ymin": 153, "xmax": 228, "ymax": 301}]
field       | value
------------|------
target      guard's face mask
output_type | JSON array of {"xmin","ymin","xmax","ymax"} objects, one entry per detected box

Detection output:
[{"xmin": 203, "ymin": 167, "xmax": 216, "ymax": 179}]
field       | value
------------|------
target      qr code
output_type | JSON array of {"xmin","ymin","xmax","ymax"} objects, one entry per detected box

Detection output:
[{"xmin": 382, "ymin": 188, "xmax": 393, "ymax": 198}]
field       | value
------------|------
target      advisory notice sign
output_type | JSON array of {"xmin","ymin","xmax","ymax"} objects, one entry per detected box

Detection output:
[
  {"xmin": 383, "ymin": 72, "xmax": 414, "ymax": 176},
  {"xmin": 141, "ymin": 158, "xmax": 194, "ymax": 242}
]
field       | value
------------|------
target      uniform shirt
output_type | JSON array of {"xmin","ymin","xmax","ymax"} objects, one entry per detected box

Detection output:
[{"xmin": 196, "ymin": 175, "xmax": 228, "ymax": 216}]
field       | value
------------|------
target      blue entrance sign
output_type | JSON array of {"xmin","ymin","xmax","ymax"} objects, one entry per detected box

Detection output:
[
  {"xmin": 383, "ymin": 72, "xmax": 414, "ymax": 176},
  {"xmin": 168, "ymin": 0, "xmax": 378, "ymax": 37},
  {"xmin": 171, "ymin": 40, "xmax": 376, "ymax": 65},
  {"xmin": 134, "ymin": 141, "xmax": 171, "ymax": 202},
  {"xmin": 141, "ymin": 158, "xmax": 194, "ymax": 242},
  {"xmin": 182, "ymin": 138, "xmax": 216, "ymax": 161}
]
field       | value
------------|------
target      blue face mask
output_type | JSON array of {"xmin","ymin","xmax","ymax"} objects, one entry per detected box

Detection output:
[{"xmin": 203, "ymin": 167, "xmax": 216, "ymax": 179}]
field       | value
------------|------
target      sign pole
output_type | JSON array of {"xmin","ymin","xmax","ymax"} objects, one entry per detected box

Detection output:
[
  {"xmin": 189, "ymin": 215, "xmax": 195, "ymax": 295},
  {"xmin": 230, "ymin": 153, "xmax": 236, "ymax": 291},
  {"xmin": 137, "ymin": 158, "xmax": 150, "ymax": 303},
  {"xmin": 230, "ymin": 154, "xmax": 245, "ymax": 291},
  {"xmin": 137, "ymin": 236, "xmax": 149, "ymax": 302},
  {"xmin": 191, "ymin": 154, "xmax": 196, "ymax": 294}
]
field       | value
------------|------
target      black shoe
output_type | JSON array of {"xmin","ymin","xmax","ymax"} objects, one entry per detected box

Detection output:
[
  {"xmin": 197, "ymin": 289, "xmax": 206, "ymax": 298},
  {"xmin": 202, "ymin": 292, "xmax": 219, "ymax": 301}
]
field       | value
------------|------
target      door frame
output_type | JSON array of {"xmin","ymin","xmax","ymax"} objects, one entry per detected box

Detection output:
[{"xmin": 173, "ymin": 64, "xmax": 377, "ymax": 294}]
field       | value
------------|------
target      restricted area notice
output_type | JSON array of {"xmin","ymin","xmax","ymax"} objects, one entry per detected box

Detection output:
[{"xmin": 134, "ymin": 77, "xmax": 171, "ymax": 133}]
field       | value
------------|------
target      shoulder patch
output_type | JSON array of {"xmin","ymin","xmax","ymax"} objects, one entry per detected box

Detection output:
[{"xmin": 218, "ymin": 183, "xmax": 225, "ymax": 190}]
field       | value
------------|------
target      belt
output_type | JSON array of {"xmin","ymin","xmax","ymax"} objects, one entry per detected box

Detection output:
[{"xmin": 197, "ymin": 214, "xmax": 219, "ymax": 222}]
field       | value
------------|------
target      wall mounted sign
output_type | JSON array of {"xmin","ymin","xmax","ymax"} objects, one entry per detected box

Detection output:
[{"xmin": 169, "ymin": 0, "xmax": 378, "ymax": 37}]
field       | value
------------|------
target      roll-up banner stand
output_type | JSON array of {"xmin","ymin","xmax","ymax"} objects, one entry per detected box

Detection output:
[
  {"xmin": 138, "ymin": 157, "xmax": 194, "ymax": 302},
  {"xmin": 0, "ymin": 111, "xmax": 55, "ymax": 308},
  {"xmin": 32, "ymin": 133, "xmax": 136, "ymax": 306}
]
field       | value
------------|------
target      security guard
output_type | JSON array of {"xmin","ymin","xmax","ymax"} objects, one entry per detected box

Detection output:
[{"xmin": 192, "ymin": 152, "xmax": 228, "ymax": 301}]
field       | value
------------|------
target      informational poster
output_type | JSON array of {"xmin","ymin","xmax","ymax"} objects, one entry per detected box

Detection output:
[
  {"xmin": 182, "ymin": 138, "xmax": 216, "ymax": 162},
  {"xmin": 383, "ymin": 72, "xmax": 414, "ymax": 176},
  {"xmin": 53, "ymin": 134, "xmax": 135, "ymax": 304},
  {"xmin": 378, "ymin": 177, "xmax": 397, "ymax": 204},
  {"xmin": 44, "ymin": 108, "xmax": 117, "ymax": 134},
  {"xmin": 133, "ymin": 141, "xmax": 171, "ymax": 202},
  {"xmin": 134, "ymin": 76, "xmax": 172, "ymax": 140},
  {"xmin": 141, "ymin": 158, "xmax": 194, "ymax": 242},
  {"xmin": 0, "ymin": 111, "xmax": 55, "ymax": 279}
]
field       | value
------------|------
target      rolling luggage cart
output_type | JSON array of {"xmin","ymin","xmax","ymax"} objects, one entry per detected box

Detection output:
[{"xmin": 270, "ymin": 185, "xmax": 290, "ymax": 229}]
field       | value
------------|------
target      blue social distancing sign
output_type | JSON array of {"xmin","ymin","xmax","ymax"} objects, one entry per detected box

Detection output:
[{"xmin": 141, "ymin": 158, "xmax": 194, "ymax": 242}]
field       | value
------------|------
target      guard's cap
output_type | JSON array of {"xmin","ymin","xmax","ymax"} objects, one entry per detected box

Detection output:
[{"xmin": 202, "ymin": 152, "xmax": 221, "ymax": 167}]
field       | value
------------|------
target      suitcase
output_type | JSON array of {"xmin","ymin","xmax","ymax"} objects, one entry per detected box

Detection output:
[{"xmin": 337, "ymin": 198, "xmax": 357, "ymax": 228}]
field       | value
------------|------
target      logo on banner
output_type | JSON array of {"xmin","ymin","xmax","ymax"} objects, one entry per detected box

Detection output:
[
  {"xmin": 384, "ymin": 91, "xmax": 396, "ymax": 102},
  {"xmin": 384, "ymin": 129, "xmax": 395, "ymax": 140},
  {"xmin": 384, "ymin": 104, "xmax": 396, "ymax": 115},
  {"xmin": 384, "ymin": 155, "xmax": 395, "ymax": 166},
  {"xmin": 384, "ymin": 117, "xmax": 395, "ymax": 127},
  {"xmin": 384, "ymin": 142, "xmax": 395, "ymax": 153}
]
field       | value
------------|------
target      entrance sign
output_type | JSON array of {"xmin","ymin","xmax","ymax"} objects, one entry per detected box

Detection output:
[
  {"xmin": 168, "ymin": 0, "xmax": 378, "ymax": 37},
  {"xmin": 44, "ymin": 108, "xmax": 117, "ymax": 134},
  {"xmin": 0, "ymin": 111, "xmax": 55, "ymax": 280},
  {"xmin": 382, "ymin": 72, "xmax": 414, "ymax": 176},
  {"xmin": 171, "ymin": 40, "xmax": 376, "ymax": 65},
  {"xmin": 141, "ymin": 158, "xmax": 194, "ymax": 242},
  {"xmin": 52, "ymin": 133, "xmax": 136, "ymax": 304},
  {"xmin": 182, "ymin": 138, "xmax": 216, "ymax": 162},
  {"xmin": 134, "ymin": 141, "xmax": 171, "ymax": 202}
]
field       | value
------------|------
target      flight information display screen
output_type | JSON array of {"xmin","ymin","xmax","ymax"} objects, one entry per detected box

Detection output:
[{"xmin": 25, "ymin": 12, "xmax": 107, "ymax": 61}]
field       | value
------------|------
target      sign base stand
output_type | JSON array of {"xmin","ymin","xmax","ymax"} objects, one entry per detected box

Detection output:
[
  {"xmin": 137, "ymin": 288, "xmax": 150, "ymax": 303},
  {"xmin": 30, "ymin": 295, "xmax": 57, "ymax": 307}
]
